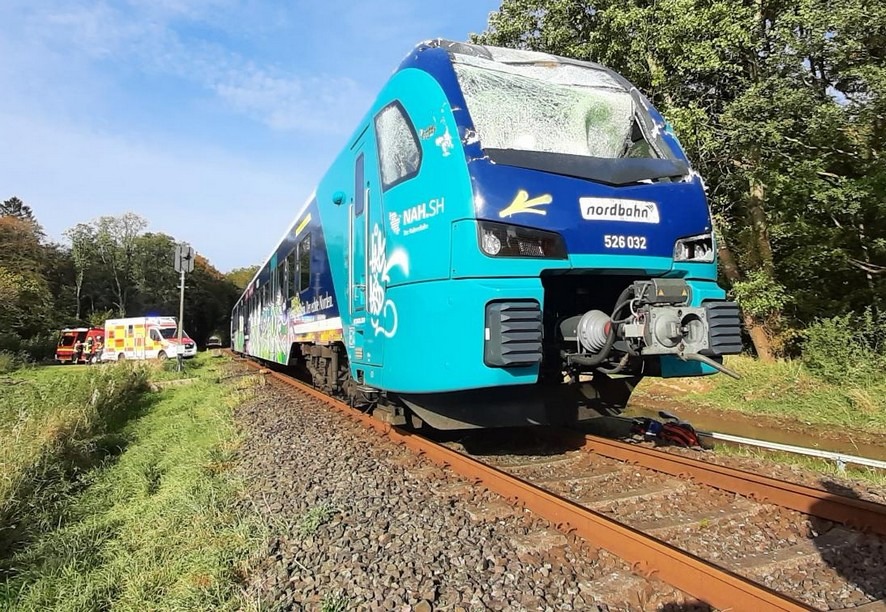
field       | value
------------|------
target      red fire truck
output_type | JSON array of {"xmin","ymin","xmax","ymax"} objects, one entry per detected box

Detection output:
[{"xmin": 55, "ymin": 327, "xmax": 104, "ymax": 364}]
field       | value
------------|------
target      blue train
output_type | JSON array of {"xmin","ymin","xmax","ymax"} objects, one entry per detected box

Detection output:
[{"xmin": 231, "ymin": 39, "xmax": 742, "ymax": 429}]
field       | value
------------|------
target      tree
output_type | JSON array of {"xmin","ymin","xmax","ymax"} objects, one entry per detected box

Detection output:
[
  {"xmin": 0, "ymin": 215, "xmax": 45, "ymax": 274},
  {"xmin": 1, "ymin": 196, "xmax": 35, "ymax": 222},
  {"xmin": 184, "ymin": 255, "xmax": 241, "ymax": 345},
  {"xmin": 64, "ymin": 223, "xmax": 97, "ymax": 321},
  {"xmin": 224, "ymin": 265, "xmax": 259, "ymax": 291},
  {"xmin": 131, "ymin": 232, "xmax": 181, "ymax": 315},
  {"xmin": 93, "ymin": 213, "xmax": 148, "ymax": 316},
  {"xmin": 0, "ymin": 268, "xmax": 53, "ymax": 338}
]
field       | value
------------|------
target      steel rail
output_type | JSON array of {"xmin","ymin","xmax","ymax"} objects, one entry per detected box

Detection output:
[
  {"xmin": 241, "ymin": 359, "xmax": 812, "ymax": 611},
  {"xmin": 576, "ymin": 433, "xmax": 886, "ymax": 537}
]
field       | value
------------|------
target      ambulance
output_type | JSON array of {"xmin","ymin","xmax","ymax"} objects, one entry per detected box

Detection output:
[{"xmin": 101, "ymin": 316, "xmax": 197, "ymax": 361}]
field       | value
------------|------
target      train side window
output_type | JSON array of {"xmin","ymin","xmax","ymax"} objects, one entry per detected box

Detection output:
[
  {"xmin": 275, "ymin": 264, "xmax": 283, "ymax": 302},
  {"xmin": 281, "ymin": 258, "xmax": 289, "ymax": 299},
  {"xmin": 286, "ymin": 250, "xmax": 297, "ymax": 298},
  {"xmin": 270, "ymin": 266, "xmax": 278, "ymax": 303},
  {"xmin": 298, "ymin": 234, "xmax": 311, "ymax": 292},
  {"xmin": 375, "ymin": 101, "xmax": 421, "ymax": 190}
]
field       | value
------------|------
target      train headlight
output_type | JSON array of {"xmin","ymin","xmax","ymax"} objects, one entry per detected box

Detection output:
[
  {"xmin": 674, "ymin": 233, "xmax": 714, "ymax": 263},
  {"xmin": 481, "ymin": 229, "xmax": 502, "ymax": 256},
  {"xmin": 478, "ymin": 221, "xmax": 567, "ymax": 259}
]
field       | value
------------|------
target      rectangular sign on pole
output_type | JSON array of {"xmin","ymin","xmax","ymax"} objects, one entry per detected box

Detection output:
[{"xmin": 174, "ymin": 244, "xmax": 195, "ymax": 273}]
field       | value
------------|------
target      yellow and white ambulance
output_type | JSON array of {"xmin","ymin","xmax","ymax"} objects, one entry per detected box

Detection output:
[{"xmin": 101, "ymin": 316, "xmax": 197, "ymax": 361}]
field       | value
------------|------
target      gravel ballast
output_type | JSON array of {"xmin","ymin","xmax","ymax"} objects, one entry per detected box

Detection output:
[{"xmin": 232, "ymin": 375, "xmax": 695, "ymax": 611}]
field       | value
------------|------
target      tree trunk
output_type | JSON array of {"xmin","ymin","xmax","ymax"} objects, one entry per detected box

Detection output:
[
  {"xmin": 75, "ymin": 271, "xmax": 82, "ymax": 320},
  {"xmin": 743, "ymin": 313, "xmax": 775, "ymax": 361},
  {"xmin": 856, "ymin": 221, "xmax": 880, "ymax": 312},
  {"xmin": 718, "ymin": 239, "xmax": 776, "ymax": 361},
  {"xmin": 748, "ymin": 175, "xmax": 775, "ymax": 275}
]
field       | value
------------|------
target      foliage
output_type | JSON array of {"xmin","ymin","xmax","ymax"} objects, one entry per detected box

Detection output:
[
  {"xmin": 730, "ymin": 269, "xmax": 788, "ymax": 320},
  {"xmin": 802, "ymin": 309, "xmax": 886, "ymax": 385},
  {"xmin": 1, "ymin": 197, "xmax": 35, "ymax": 222},
  {"xmin": 18, "ymin": 334, "xmax": 58, "ymax": 363},
  {"xmin": 0, "ymin": 351, "xmax": 19, "ymax": 373},
  {"xmin": 225, "ymin": 265, "xmax": 259, "ymax": 291}
]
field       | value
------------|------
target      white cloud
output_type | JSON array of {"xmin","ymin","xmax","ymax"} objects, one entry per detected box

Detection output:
[
  {"xmin": 2, "ymin": 0, "xmax": 368, "ymax": 135},
  {"xmin": 0, "ymin": 110, "xmax": 313, "ymax": 271},
  {"xmin": 213, "ymin": 68, "xmax": 367, "ymax": 133}
]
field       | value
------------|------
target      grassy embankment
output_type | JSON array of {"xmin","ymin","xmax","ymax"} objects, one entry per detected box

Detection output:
[
  {"xmin": 637, "ymin": 354, "xmax": 886, "ymax": 434},
  {"xmin": 0, "ymin": 354, "xmax": 263, "ymax": 611},
  {"xmin": 636, "ymin": 354, "xmax": 886, "ymax": 484}
]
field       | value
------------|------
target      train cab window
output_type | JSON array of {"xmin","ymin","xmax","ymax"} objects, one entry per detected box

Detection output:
[
  {"xmin": 298, "ymin": 234, "xmax": 311, "ymax": 292},
  {"xmin": 354, "ymin": 154, "xmax": 365, "ymax": 216},
  {"xmin": 375, "ymin": 101, "xmax": 421, "ymax": 190}
]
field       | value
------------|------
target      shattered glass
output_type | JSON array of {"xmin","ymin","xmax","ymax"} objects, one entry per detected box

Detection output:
[
  {"xmin": 453, "ymin": 60, "xmax": 644, "ymax": 160},
  {"xmin": 484, "ymin": 46, "xmax": 560, "ymax": 65},
  {"xmin": 456, "ymin": 53, "xmax": 622, "ymax": 89},
  {"xmin": 376, "ymin": 104, "xmax": 421, "ymax": 188}
]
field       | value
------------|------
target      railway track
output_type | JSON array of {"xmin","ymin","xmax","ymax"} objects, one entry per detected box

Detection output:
[{"xmin": 238, "ymin": 357, "xmax": 886, "ymax": 611}]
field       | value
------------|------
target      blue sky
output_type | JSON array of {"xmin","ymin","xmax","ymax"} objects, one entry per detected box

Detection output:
[{"xmin": 0, "ymin": 0, "xmax": 501, "ymax": 272}]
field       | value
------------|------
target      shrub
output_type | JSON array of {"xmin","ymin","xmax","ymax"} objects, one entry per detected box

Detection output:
[
  {"xmin": 0, "ymin": 332, "xmax": 21, "ymax": 354},
  {"xmin": 0, "ymin": 351, "xmax": 19, "ymax": 373},
  {"xmin": 803, "ymin": 308, "xmax": 886, "ymax": 385},
  {"xmin": 19, "ymin": 333, "xmax": 58, "ymax": 363}
]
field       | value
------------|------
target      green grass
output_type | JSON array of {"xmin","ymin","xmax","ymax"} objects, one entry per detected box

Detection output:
[
  {"xmin": 644, "ymin": 355, "xmax": 886, "ymax": 434},
  {"xmin": 714, "ymin": 442, "xmax": 886, "ymax": 488},
  {"xmin": 297, "ymin": 503, "xmax": 337, "ymax": 539},
  {"xmin": 321, "ymin": 590, "xmax": 350, "ymax": 612},
  {"xmin": 0, "ymin": 354, "xmax": 265, "ymax": 611},
  {"xmin": 0, "ymin": 363, "xmax": 150, "ymax": 561}
]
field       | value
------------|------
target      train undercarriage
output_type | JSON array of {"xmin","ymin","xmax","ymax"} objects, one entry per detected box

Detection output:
[{"xmin": 285, "ymin": 274, "xmax": 740, "ymax": 431}]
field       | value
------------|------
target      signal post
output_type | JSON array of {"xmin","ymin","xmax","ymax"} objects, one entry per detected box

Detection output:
[{"xmin": 173, "ymin": 243, "xmax": 195, "ymax": 372}]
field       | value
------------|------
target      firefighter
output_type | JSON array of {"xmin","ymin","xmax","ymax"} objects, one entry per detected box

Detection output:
[
  {"xmin": 93, "ymin": 338, "xmax": 104, "ymax": 364},
  {"xmin": 84, "ymin": 336, "xmax": 94, "ymax": 365},
  {"xmin": 73, "ymin": 338, "xmax": 84, "ymax": 364}
]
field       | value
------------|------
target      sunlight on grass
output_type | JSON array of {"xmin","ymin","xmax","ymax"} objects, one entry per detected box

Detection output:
[
  {"xmin": 640, "ymin": 355, "xmax": 886, "ymax": 434},
  {"xmin": 0, "ymin": 354, "xmax": 264, "ymax": 611},
  {"xmin": 715, "ymin": 443, "xmax": 886, "ymax": 488}
]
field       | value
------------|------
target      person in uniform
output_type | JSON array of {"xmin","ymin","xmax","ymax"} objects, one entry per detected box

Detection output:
[{"xmin": 84, "ymin": 336, "xmax": 94, "ymax": 365}]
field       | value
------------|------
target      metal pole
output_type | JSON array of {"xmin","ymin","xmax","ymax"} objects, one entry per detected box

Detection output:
[{"xmin": 177, "ymin": 266, "xmax": 185, "ymax": 372}]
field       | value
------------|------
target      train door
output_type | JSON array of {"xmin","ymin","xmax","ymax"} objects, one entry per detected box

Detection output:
[{"xmin": 349, "ymin": 140, "xmax": 384, "ymax": 367}]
